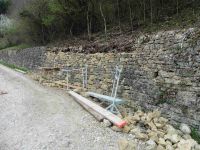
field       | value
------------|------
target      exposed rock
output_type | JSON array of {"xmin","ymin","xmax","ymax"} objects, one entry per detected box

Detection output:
[
  {"xmin": 165, "ymin": 145, "xmax": 174, "ymax": 150},
  {"xmin": 176, "ymin": 139, "xmax": 198, "ymax": 150},
  {"xmin": 179, "ymin": 123, "xmax": 191, "ymax": 134},
  {"xmin": 135, "ymin": 132, "xmax": 149, "ymax": 141},
  {"xmin": 158, "ymin": 138, "xmax": 167, "ymax": 146},
  {"xmin": 155, "ymin": 122, "xmax": 165, "ymax": 129},
  {"xmin": 123, "ymin": 126, "xmax": 131, "ymax": 133},
  {"xmin": 148, "ymin": 131, "xmax": 159, "ymax": 142},
  {"xmin": 111, "ymin": 126, "xmax": 123, "ymax": 132},
  {"xmin": 124, "ymin": 116, "xmax": 137, "ymax": 125},
  {"xmin": 158, "ymin": 117, "xmax": 168, "ymax": 124},
  {"xmin": 130, "ymin": 126, "xmax": 141, "ymax": 135},
  {"xmin": 165, "ymin": 125, "xmax": 177, "ymax": 135},
  {"xmin": 182, "ymin": 134, "xmax": 192, "ymax": 140},
  {"xmin": 148, "ymin": 121, "xmax": 157, "ymax": 131},
  {"xmin": 156, "ymin": 145, "xmax": 165, "ymax": 150},
  {"xmin": 118, "ymin": 139, "xmax": 136, "ymax": 150},
  {"xmin": 146, "ymin": 139, "xmax": 157, "ymax": 150},
  {"xmin": 164, "ymin": 134, "xmax": 181, "ymax": 144},
  {"xmin": 102, "ymin": 119, "xmax": 112, "ymax": 127}
]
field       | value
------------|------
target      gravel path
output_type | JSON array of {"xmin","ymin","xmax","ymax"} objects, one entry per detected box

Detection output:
[{"xmin": 0, "ymin": 65, "xmax": 133, "ymax": 150}]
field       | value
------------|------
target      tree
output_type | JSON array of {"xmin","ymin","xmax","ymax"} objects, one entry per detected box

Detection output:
[{"xmin": 0, "ymin": 0, "xmax": 11, "ymax": 14}]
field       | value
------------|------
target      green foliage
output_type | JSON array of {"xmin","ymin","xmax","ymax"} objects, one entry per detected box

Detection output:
[
  {"xmin": 0, "ymin": 44, "xmax": 31, "ymax": 51},
  {"xmin": 11, "ymin": 0, "xmax": 200, "ymax": 44},
  {"xmin": 191, "ymin": 128, "xmax": 200, "ymax": 144},
  {"xmin": 0, "ymin": 0, "xmax": 10, "ymax": 14},
  {"xmin": 0, "ymin": 60, "xmax": 28, "ymax": 72}
]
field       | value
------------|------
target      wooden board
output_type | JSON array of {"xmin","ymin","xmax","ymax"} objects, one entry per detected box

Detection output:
[
  {"xmin": 69, "ymin": 91, "xmax": 127, "ymax": 128},
  {"xmin": 75, "ymin": 98, "xmax": 104, "ymax": 121},
  {"xmin": 39, "ymin": 67, "xmax": 60, "ymax": 71}
]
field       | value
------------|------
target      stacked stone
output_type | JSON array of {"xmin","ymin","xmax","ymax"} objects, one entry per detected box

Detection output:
[{"xmin": 116, "ymin": 110, "xmax": 200, "ymax": 150}]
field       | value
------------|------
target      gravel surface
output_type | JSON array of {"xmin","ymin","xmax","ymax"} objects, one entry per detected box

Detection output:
[{"xmin": 0, "ymin": 65, "xmax": 133, "ymax": 150}]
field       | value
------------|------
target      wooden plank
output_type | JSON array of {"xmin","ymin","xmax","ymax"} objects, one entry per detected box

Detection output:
[
  {"xmin": 75, "ymin": 98, "xmax": 104, "ymax": 121},
  {"xmin": 39, "ymin": 67, "xmax": 60, "ymax": 71},
  {"xmin": 69, "ymin": 91, "xmax": 127, "ymax": 128}
]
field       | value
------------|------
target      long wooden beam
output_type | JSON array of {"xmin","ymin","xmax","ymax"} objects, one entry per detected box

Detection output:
[{"xmin": 69, "ymin": 91, "xmax": 127, "ymax": 128}]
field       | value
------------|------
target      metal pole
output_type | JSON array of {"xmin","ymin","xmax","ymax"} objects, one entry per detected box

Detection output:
[
  {"xmin": 82, "ymin": 68, "xmax": 84, "ymax": 89},
  {"xmin": 67, "ymin": 72, "xmax": 69, "ymax": 90}
]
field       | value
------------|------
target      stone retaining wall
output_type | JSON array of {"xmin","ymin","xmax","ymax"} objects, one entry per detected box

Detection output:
[
  {"xmin": 0, "ymin": 47, "xmax": 46, "ymax": 69},
  {"xmin": 0, "ymin": 28, "xmax": 200, "ymax": 130},
  {"xmin": 43, "ymin": 28, "xmax": 200, "ymax": 130}
]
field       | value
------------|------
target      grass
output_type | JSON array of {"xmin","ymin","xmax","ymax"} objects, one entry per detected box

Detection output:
[
  {"xmin": 0, "ymin": 60, "xmax": 29, "ymax": 72},
  {"xmin": 0, "ymin": 44, "xmax": 31, "ymax": 51},
  {"xmin": 191, "ymin": 128, "xmax": 200, "ymax": 144}
]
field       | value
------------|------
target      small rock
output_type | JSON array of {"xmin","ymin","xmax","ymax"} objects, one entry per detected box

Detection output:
[
  {"xmin": 135, "ymin": 132, "xmax": 149, "ymax": 141},
  {"xmin": 164, "ymin": 134, "xmax": 181, "ymax": 144},
  {"xmin": 146, "ymin": 139, "xmax": 157, "ymax": 150},
  {"xmin": 124, "ymin": 116, "xmax": 136, "ymax": 125},
  {"xmin": 111, "ymin": 126, "xmax": 122, "ymax": 132},
  {"xmin": 156, "ymin": 145, "xmax": 165, "ymax": 150},
  {"xmin": 118, "ymin": 139, "xmax": 136, "ymax": 150},
  {"xmin": 135, "ymin": 110, "xmax": 144, "ymax": 117},
  {"xmin": 155, "ymin": 123, "xmax": 165, "ymax": 129},
  {"xmin": 123, "ymin": 126, "xmax": 131, "ymax": 133},
  {"xmin": 158, "ymin": 138, "xmax": 167, "ymax": 146},
  {"xmin": 165, "ymin": 125, "xmax": 177, "ymax": 135},
  {"xmin": 146, "ymin": 112, "xmax": 154, "ymax": 122},
  {"xmin": 182, "ymin": 134, "xmax": 192, "ymax": 140},
  {"xmin": 179, "ymin": 123, "xmax": 191, "ymax": 134},
  {"xmin": 152, "ymin": 110, "xmax": 161, "ymax": 119},
  {"xmin": 158, "ymin": 117, "xmax": 168, "ymax": 124},
  {"xmin": 148, "ymin": 121, "xmax": 157, "ymax": 131},
  {"xmin": 148, "ymin": 131, "xmax": 159, "ymax": 142},
  {"xmin": 156, "ymin": 130, "xmax": 166, "ymax": 138},
  {"xmin": 102, "ymin": 119, "xmax": 112, "ymax": 127},
  {"xmin": 165, "ymin": 145, "xmax": 174, "ymax": 150},
  {"xmin": 177, "ymin": 139, "xmax": 198, "ymax": 150},
  {"xmin": 132, "ymin": 114, "xmax": 140, "ymax": 122}
]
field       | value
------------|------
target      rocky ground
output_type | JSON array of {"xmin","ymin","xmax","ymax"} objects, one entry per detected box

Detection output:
[
  {"xmin": 0, "ymin": 64, "xmax": 135, "ymax": 150},
  {"xmin": 117, "ymin": 110, "xmax": 200, "ymax": 150}
]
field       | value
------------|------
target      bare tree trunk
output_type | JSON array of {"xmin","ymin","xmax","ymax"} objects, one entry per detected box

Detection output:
[
  {"xmin": 150, "ymin": 0, "xmax": 153, "ymax": 25},
  {"xmin": 100, "ymin": 2, "xmax": 107, "ymax": 41},
  {"xmin": 128, "ymin": 0, "xmax": 133, "ymax": 33},
  {"xmin": 117, "ymin": 0, "xmax": 121, "ymax": 33},
  {"xmin": 87, "ymin": 5, "xmax": 91, "ymax": 40},
  {"xmin": 143, "ymin": 0, "xmax": 146, "ymax": 23},
  {"xmin": 70, "ymin": 22, "xmax": 74, "ymax": 37},
  {"xmin": 176, "ymin": 0, "xmax": 179, "ymax": 16}
]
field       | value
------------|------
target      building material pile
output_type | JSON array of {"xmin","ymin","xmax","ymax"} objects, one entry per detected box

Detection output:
[{"xmin": 117, "ymin": 110, "xmax": 200, "ymax": 150}]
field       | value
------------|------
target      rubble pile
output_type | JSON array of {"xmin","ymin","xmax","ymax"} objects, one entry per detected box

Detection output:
[{"xmin": 116, "ymin": 110, "xmax": 200, "ymax": 150}]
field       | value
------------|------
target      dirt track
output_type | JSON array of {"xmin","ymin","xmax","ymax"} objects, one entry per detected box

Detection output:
[{"xmin": 0, "ymin": 65, "xmax": 132, "ymax": 150}]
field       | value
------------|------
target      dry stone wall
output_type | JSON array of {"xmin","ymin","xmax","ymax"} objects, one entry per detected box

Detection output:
[
  {"xmin": 0, "ymin": 47, "xmax": 46, "ymax": 69},
  {"xmin": 44, "ymin": 28, "xmax": 200, "ymax": 130},
  {"xmin": 0, "ymin": 28, "xmax": 199, "ymax": 131}
]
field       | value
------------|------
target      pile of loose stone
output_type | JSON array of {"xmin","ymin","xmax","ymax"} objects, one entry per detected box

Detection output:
[{"xmin": 105, "ymin": 110, "xmax": 200, "ymax": 150}]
